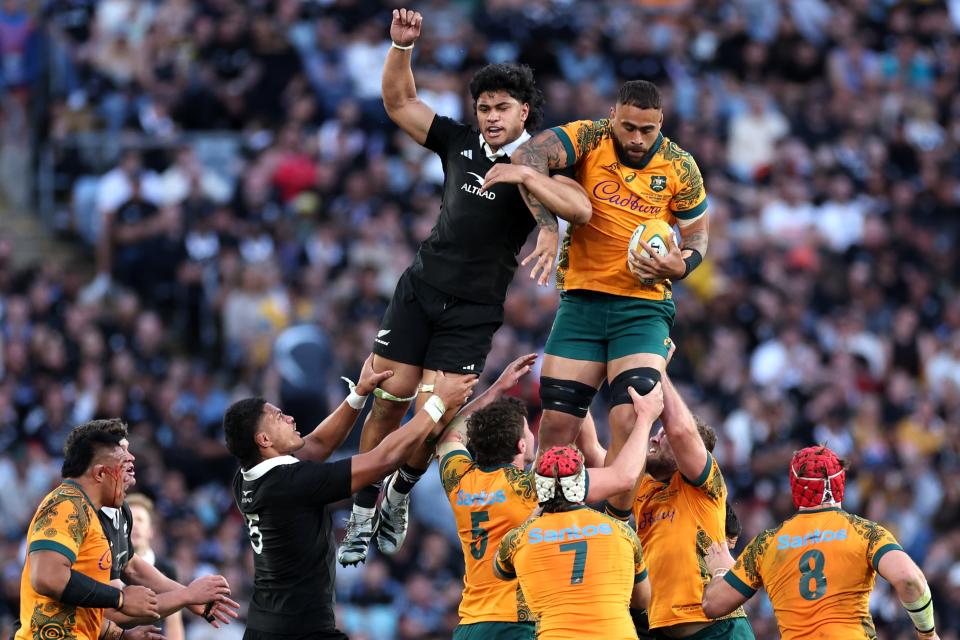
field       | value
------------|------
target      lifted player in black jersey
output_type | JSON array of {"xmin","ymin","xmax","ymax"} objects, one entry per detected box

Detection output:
[
  {"xmin": 338, "ymin": 7, "xmax": 593, "ymax": 567},
  {"xmin": 224, "ymin": 356, "xmax": 476, "ymax": 640}
]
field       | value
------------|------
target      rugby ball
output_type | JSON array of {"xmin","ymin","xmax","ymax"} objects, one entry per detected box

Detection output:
[{"xmin": 628, "ymin": 219, "xmax": 677, "ymax": 285}]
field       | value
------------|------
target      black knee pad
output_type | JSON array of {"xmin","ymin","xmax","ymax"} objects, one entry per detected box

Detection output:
[
  {"xmin": 609, "ymin": 368, "xmax": 661, "ymax": 407},
  {"xmin": 540, "ymin": 377, "xmax": 598, "ymax": 418}
]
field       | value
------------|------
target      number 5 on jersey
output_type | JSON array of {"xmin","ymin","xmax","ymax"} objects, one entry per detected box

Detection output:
[
  {"xmin": 245, "ymin": 513, "xmax": 263, "ymax": 554},
  {"xmin": 470, "ymin": 511, "xmax": 490, "ymax": 559}
]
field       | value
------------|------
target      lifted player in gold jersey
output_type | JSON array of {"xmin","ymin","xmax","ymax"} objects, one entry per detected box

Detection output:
[
  {"xmin": 484, "ymin": 80, "xmax": 709, "ymax": 509},
  {"xmin": 703, "ymin": 446, "xmax": 941, "ymax": 640}
]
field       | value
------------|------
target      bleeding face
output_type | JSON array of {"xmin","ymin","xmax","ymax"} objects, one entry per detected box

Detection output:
[
  {"xmin": 476, "ymin": 90, "xmax": 529, "ymax": 149},
  {"xmin": 609, "ymin": 102, "xmax": 663, "ymax": 167},
  {"xmin": 98, "ymin": 445, "xmax": 129, "ymax": 508}
]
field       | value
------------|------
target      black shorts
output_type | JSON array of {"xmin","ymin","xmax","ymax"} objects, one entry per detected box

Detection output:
[
  {"xmin": 373, "ymin": 270, "xmax": 503, "ymax": 374},
  {"xmin": 244, "ymin": 629, "xmax": 347, "ymax": 640}
]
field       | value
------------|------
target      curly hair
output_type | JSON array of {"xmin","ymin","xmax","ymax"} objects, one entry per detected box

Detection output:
[
  {"xmin": 692, "ymin": 414, "xmax": 717, "ymax": 453},
  {"xmin": 466, "ymin": 398, "xmax": 528, "ymax": 467},
  {"xmin": 224, "ymin": 397, "xmax": 268, "ymax": 470},
  {"xmin": 469, "ymin": 63, "xmax": 544, "ymax": 132},
  {"xmin": 62, "ymin": 418, "xmax": 128, "ymax": 478}
]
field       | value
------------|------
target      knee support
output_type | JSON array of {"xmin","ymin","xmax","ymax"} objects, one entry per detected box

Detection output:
[
  {"xmin": 540, "ymin": 377, "xmax": 598, "ymax": 418},
  {"xmin": 609, "ymin": 368, "xmax": 661, "ymax": 407}
]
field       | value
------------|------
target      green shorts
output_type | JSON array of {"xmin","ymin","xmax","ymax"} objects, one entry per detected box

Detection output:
[
  {"xmin": 649, "ymin": 618, "xmax": 755, "ymax": 640},
  {"xmin": 545, "ymin": 290, "xmax": 675, "ymax": 362},
  {"xmin": 452, "ymin": 621, "xmax": 536, "ymax": 640}
]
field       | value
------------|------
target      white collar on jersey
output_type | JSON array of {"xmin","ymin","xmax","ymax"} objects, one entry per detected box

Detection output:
[
  {"xmin": 100, "ymin": 506, "xmax": 121, "ymax": 527},
  {"xmin": 480, "ymin": 130, "xmax": 531, "ymax": 162},
  {"xmin": 242, "ymin": 455, "xmax": 299, "ymax": 481}
]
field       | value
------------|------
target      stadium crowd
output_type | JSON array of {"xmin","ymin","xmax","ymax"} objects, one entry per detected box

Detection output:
[{"xmin": 3, "ymin": 0, "xmax": 960, "ymax": 637}]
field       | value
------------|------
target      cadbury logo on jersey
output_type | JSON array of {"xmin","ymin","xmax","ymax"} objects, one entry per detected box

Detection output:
[
  {"xmin": 456, "ymin": 489, "xmax": 506, "ymax": 506},
  {"xmin": 636, "ymin": 509, "xmax": 676, "ymax": 530},
  {"xmin": 592, "ymin": 181, "xmax": 663, "ymax": 214},
  {"xmin": 777, "ymin": 528, "xmax": 848, "ymax": 550}
]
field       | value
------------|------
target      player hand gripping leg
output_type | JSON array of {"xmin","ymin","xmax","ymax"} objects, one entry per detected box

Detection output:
[{"xmin": 338, "ymin": 353, "xmax": 421, "ymax": 566}]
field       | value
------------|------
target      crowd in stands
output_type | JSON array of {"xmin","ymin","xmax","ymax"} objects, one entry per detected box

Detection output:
[{"xmin": 2, "ymin": 0, "xmax": 960, "ymax": 637}]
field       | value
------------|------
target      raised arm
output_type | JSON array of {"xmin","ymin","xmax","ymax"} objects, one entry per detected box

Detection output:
[
  {"xmin": 584, "ymin": 384, "xmax": 662, "ymax": 503},
  {"xmin": 299, "ymin": 354, "xmax": 394, "ymax": 462},
  {"xmin": 659, "ymin": 369, "xmax": 709, "ymax": 482},
  {"xmin": 351, "ymin": 372, "xmax": 477, "ymax": 493},
  {"xmin": 382, "ymin": 9, "xmax": 435, "ymax": 145},
  {"xmin": 435, "ymin": 352, "xmax": 538, "ymax": 453}
]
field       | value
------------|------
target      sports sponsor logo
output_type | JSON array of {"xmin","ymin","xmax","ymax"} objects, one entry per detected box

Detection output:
[
  {"xmin": 592, "ymin": 181, "xmax": 662, "ymax": 214},
  {"xmin": 528, "ymin": 522, "xmax": 613, "ymax": 543},
  {"xmin": 98, "ymin": 548, "xmax": 113, "ymax": 570},
  {"xmin": 375, "ymin": 329, "xmax": 391, "ymax": 346},
  {"xmin": 461, "ymin": 149, "xmax": 473, "ymax": 159},
  {"xmin": 462, "ymin": 171, "xmax": 496, "ymax": 199},
  {"xmin": 636, "ymin": 509, "xmax": 676, "ymax": 530},
  {"xmin": 462, "ymin": 364, "xmax": 476, "ymax": 371},
  {"xmin": 777, "ymin": 529, "xmax": 847, "ymax": 550},
  {"xmin": 241, "ymin": 490, "xmax": 253, "ymax": 504},
  {"xmin": 456, "ymin": 489, "xmax": 506, "ymax": 506}
]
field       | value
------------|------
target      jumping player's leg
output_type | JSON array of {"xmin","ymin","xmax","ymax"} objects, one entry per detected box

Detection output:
[
  {"xmin": 538, "ymin": 354, "xmax": 606, "ymax": 452},
  {"xmin": 539, "ymin": 291, "xmax": 609, "ymax": 452},
  {"xmin": 340, "ymin": 270, "xmax": 432, "ymax": 566},
  {"xmin": 603, "ymin": 297, "xmax": 674, "ymax": 515},
  {"xmin": 375, "ymin": 294, "xmax": 496, "ymax": 554},
  {"xmin": 338, "ymin": 354, "xmax": 421, "ymax": 566}
]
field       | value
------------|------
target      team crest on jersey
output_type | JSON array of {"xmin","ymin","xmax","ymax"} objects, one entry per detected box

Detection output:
[{"xmin": 650, "ymin": 175, "xmax": 667, "ymax": 192}]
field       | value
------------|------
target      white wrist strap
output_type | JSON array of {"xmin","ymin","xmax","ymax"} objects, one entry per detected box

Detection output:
[
  {"xmin": 902, "ymin": 584, "xmax": 935, "ymax": 633},
  {"xmin": 340, "ymin": 377, "xmax": 368, "ymax": 410},
  {"xmin": 391, "ymin": 41, "xmax": 414, "ymax": 51},
  {"xmin": 423, "ymin": 395, "xmax": 446, "ymax": 423},
  {"xmin": 712, "ymin": 568, "xmax": 729, "ymax": 579}
]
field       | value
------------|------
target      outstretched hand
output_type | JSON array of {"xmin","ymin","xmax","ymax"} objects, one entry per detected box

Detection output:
[
  {"xmin": 492, "ymin": 353, "xmax": 538, "ymax": 393},
  {"xmin": 390, "ymin": 8, "xmax": 422, "ymax": 47},
  {"xmin": 522, "ymin": 226, "xmax": 559, "ymax": 287}
]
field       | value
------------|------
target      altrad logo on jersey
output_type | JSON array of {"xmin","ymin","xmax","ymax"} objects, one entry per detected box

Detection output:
[{"xmin": 462, "ymin": 172, "xmax": 496, "ymax": 200}]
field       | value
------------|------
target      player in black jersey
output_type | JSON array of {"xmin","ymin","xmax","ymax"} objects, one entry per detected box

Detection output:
[
  {"xmin": 338, "ymin": 7, "xmax": 594, "ymax": 567},
  {"xmin": 224, "ymin": 356, "xmax": 476, "ymax": 640}
]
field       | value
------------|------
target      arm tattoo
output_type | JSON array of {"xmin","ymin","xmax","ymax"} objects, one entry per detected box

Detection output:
[
  {"xmin": 513, "ymin": 130, "xmax": 570, "ymax": 229},
  {"xmin": 520, "ymin": 186, "xmax": 559, "ymax": 230},
  {"xmin": 681, "ymin": 228, "xmax": 708, "ymax": 256}
]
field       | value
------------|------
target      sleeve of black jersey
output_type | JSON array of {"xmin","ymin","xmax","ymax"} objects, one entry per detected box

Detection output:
[
  {"xmin": 288, "ymin": 458, "xmax": 353, "ymax": 506},
  {"xmin": 424, "ymin": 114, "xmax": 469, "ymax": 156}
]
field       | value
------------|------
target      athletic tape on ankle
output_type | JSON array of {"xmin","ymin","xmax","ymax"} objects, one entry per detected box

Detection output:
[
  {"xmin": 373, "ymin": 387, "xmax": 419, "ymax": 403},
  {"xmin": 341, "ymin": 377, "xmax": 368, "ymax": 410},
  {"xmin": 423, "ymin": 395, "xmax": 446, "ymax": 423}
]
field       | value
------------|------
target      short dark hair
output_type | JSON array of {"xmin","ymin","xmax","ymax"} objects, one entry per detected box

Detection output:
[
  {"xmin": 692, "ymin": 415, "xmax": 717, "ymax": 453},
  {"xmin": 616, "ymin": 80, "xmax": 662, "ymax": 111},
  {"xmin": 466, "ymin": 398, "xmax": 528, "ymax": 467},
  {"xmin": 224, "ymin": 397, "xmax": 268, "ymax": 470},
  {"xmin": 62, "ymin": 419, "xmax": 128, "ymax": 478},
  {"xmin": 469, "ymin": 63, "xmax": 544, "ymax": 132}
]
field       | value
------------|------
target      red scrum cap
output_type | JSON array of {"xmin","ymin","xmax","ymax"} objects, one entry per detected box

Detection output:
[
  {"xmin": 790, "ymin": 446, "xmax": 846, "ymax": 509},
  {"xmin": 535, "ymin": 446, "xmax": 586, "ymax": 503}
]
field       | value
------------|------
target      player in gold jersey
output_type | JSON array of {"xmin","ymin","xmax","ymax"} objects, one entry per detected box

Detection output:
[
  {"xmin": 582, "ymin": 343, "xmax": 753, "ymax": 639},
  {"xmin": 484, "ymin": 80, "xmax": 709, "ymax": 507},
  {"xmin": 494, "ymin": 445, "xmax": 652, "ymax": 640},
  {"xmin": 17, "ymin": 420, "xmax": 161, "ymax": 640},
  {"xmin": 439, "ymin": 356, "xmax": 663, "ymax": 640},
  {"xmin": 703, "ymin": 446, "xmax": 941, "ymax": 640}
]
